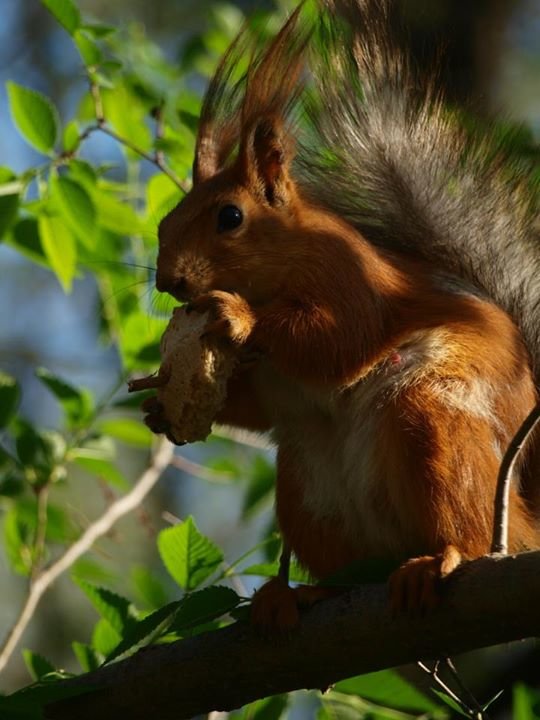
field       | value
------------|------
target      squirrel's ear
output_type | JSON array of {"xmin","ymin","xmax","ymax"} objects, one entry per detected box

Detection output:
[{"xmin": 240, "ymin": 117, "xmax": 294, "ymax": 206}]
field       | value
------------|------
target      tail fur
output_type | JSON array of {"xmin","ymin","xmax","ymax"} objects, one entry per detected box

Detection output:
[{"xmin": 298, "ymin": 0, "xmax": 540, "ymax": 382}]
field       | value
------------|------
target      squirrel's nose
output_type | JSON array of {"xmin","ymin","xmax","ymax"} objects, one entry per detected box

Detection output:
[{"xmin": 156, "ymin": 274, "xmax": 189, "ymax": 301}]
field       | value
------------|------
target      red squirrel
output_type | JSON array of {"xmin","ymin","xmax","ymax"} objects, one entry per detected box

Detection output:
[{"xmin": 145, "ymin": 0, "xmax": 540, "ymax": 622}]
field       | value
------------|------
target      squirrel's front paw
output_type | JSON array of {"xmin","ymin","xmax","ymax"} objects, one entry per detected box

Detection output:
[
  {"xmin": 187, "ymin": 290, "xmax": 255, "ymax": 345},
  {"xmin": 141, "ymin": 396, "xmax": 184, "ymax": 446}
]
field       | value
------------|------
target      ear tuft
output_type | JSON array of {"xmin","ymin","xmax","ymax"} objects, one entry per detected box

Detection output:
[
  {"xmin": 241, "ymin": 117, "xmax": 293, "ymax": 206},
  {"xmin": 254, "ymin": 119, "xmax": 286, "ymax": 204}
]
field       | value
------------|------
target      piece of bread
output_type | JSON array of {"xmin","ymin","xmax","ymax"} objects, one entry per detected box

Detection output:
[{"xmin": 129, "ymin": 307, "xmax": 237, "ymax": 444}]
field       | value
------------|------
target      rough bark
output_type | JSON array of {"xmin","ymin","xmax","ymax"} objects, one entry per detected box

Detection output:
[{"xmin": 45, "ymin": 551, "xmax": 540, "ymax": 720}]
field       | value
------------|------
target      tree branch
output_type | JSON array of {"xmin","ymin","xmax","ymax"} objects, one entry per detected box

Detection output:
[
  {"xmin": 45, "ymin": 551, "xmax": 540, "ymax": 720},
  {"xmin": 0, "ymin": 439, "xmax": 174, "ymax": 675},
  {"xmin": 492, "ymin": 403, "xmax": 540, "ymax": 553}
]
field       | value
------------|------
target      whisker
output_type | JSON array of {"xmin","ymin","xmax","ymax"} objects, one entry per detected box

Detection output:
[
  {"xmin": 100, "ymin": 279, "xmax": 154, "ymax": 306},
  {"xmin": 149, "ymin": 289, "xmax": 175, "ymax": 317},
  {"xmin": 85, "ymin": 259, "xmax": 157, "ymax": 272}
]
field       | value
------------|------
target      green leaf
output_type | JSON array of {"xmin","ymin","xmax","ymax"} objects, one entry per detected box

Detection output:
[
  {"xmin": 71, "ymin": 557, "xmax": 116, "ymax": 586},
  {"xmin": 146, "ymin": 173, "xmax": 180, "ymax": 226},
  {"xmin": 170, "ymin": 586, "xmax": 240, "ymax": 632},
  {"xmin": 113, "ymin": 389, "xmax": 155, "ymax": 410},
  {"xmin": 81, "ymin": 23, "xmax": 116, "ymax": 39},
  {"xmin": 3, "ymin": 506, "xmax": 33, "ymax": 576},
  {"xmin": 513, "ymin": 684, "xmax": 540, "ymax": 720},
  {"xmin": 102, "ymin": 85, "xmax": 151, "ymax": 153},
  {"xmin": 131, "ymin": 565, "xmax": 168, "ymax": 610},
  {"xmin": 75, "ymin": 579, "xmax": 137, "ymax": 635},
  {"xmin": 96, "ymin": 418, "xmax": 153, "ymax": 447},
  {"xmin": 71, "ymin": 452, "xmax": 129, "ymax": 490},
  {"xmin": 91, "ymin": 618, "xmax": 121, "ymax": 657},
  {"xmin": 41, "ymin": 0, "xmax": 81, "ymax": 35},
  {"xmin": 14, "ymin": 498, "xmax": 76, "ymax": 543},
  {"xmin": 106, "ymin": 586, "xmax": 240, "ymax": 664},
  {"xmin": 72, "ymin": 641, "xmax": 103, "ymax": 673},
  {"xmin": 240, "ymin": 695, "xmax": 289, "ymax": 720},
  {"xmin": 319, "ymin": 693, "xmax": 372, "ymax": 720},
  {"xmin": 22, "ymin": 650, "xmax": 56, "ymax": 681},
  {"xmin": 336, "ymin": 670, "xmax": 441, "ymax": 713},
  {"xmin": 432, "ymin": 690, "xmax": 469, "ymax": 717},
  {"xmin": 0, "ymin": 167, "xmax": 20, "ymax": 240},
  {"xmin": 94, "ymin": 191, "xmax": 143, "ymax": 236},
  {"xmin": 12, "ymin": 423, "xmax": 67, "ymax": 489},
  {"xmin": 0, "ymin": 371, "xmax": 20, "ymax": 428},
  {"xmin": 74, "ymin": 29, "xmax": 103, "ymax": 66},
  {"xmin": 241, "ymin": 561, "xmax": 310, "ymax": 584},
  {"xmin": 9, "ymin": 217, "xmax": 49, "ymax": 267},
  {"xmin": 242, "ymin": 455, "xmax": 275, "ymax": 518},
  {"xmin": 6, "ymin": 82, "xmax": 59, "ymax": 154},
  {"xmin": 157, "ymin": 516, "xmax": 223, "ymax": 591},
  {"xmin": 105, "ymin": 601, "xmax": 181, "ymax": 664},
  {"xmin": 62, "ymin": 120, "xmax": 81, "ymax": 153},
  {"xmin": 0, "ymin": 472, "xmax": 25, "ymax": 498},
  {"xmin": 206, "ymin": 457, "xmax": 242, "ymax": 479},
  {"xmin": 118, "ymin": 312, "xmax": 167, "ymax": 369},
  {"xmin": 38, "ymin": 211, "xmax": 77, "ymax": 292},
  {"xmin": 52, "ymin": 175, "xmax": 97, "ymax": 248},
  {"xmin": 35, "ymin": 368, "xmax": 93, "ymax": 427},
  {"xmin": 69, "ymin": 159, "xmax": 98, "ymax": 189}
]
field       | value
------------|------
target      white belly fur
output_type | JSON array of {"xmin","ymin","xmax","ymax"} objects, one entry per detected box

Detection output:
[{"xmin": 254, "ymin": 329, "xmax": 497, "ymax": 557}]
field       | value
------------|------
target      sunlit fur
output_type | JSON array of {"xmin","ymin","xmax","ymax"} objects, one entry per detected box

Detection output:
[{"xmin": 157, "ymin": 1, "xmax": 539, "ymax": 596}]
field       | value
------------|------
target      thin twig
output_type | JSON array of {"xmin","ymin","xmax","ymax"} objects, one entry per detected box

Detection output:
[
  {"xmin": 417, "ymin": 660, "xmax": 474, "ymax": 717},
  {"xmin": 220, "ymin": 560, "xmax": 248, "ymax": 598},
  {"xmin": 78, "ymin": 123, "xmax": 188, "ymax": 193},
  {"xmin": 169, "ymin": 452, "xmax": 236, "ymax": 483},
  {"xmin": 491, "ymin": 404, "xmax": 540, "ymax": 554},
  {"xmin": 444, "ymin": 658, "xmax": 487, "ymax": 719},
  {"xmin": 30, "ymin": 484, "xmax": 50, "ymax": 582},
  {"xmin": 90, "ymin": 79, "xmax": 105, "ymax": 123},
  {"xmin": 98, "ymin": 125, "xmax": 188, "ymax": 193},
  {"xmin": 0, "ymin": 439, "xmax": 174, "ymax": 675},
  {"xmin": 83, "ymin": 77, "xmax": 189, "ymax": 193},
  {"xmin": 153, "ymin": 103, "xmax": 166, "ymax": 167}
]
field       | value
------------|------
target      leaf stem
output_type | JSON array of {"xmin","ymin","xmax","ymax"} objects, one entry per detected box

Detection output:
[
  {"xmin": 30, "ymin": 484, "xmax": 50, "ymax": 583},
  {"xmin": 82, "ymin": 77, "xmax": 189, "ymax": 194}
]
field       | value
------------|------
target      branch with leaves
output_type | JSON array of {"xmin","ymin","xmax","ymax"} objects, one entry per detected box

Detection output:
[
  {"xmin": 2, "ymin": 1, "xmax": 540, "ymax": 719},
  {"xmin": 0, "ymin": 439, "xmax": 174, "ymax": 675},
  {"xmin": 39, "ymin": 551, "xmax": 540, "ymax": 720}
]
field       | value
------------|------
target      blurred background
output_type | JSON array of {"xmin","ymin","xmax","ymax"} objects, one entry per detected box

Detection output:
[{"xmin": 0, "ymin": 0, "xmax": 539, "ymax": 716}]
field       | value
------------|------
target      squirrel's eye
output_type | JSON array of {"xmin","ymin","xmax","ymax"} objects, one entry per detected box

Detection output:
[{"xmin": 217, "ymin": 205, "xmax": 243, "ymax": 233}]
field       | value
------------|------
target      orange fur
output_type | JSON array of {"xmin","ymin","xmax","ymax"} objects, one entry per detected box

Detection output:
[{"xmin": 154, "ymin": 6, "xmax": 539, "ymax": 618}]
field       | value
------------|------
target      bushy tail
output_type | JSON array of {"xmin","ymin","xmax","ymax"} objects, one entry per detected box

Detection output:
[{"xmin": 299, "ymin": 0, "xmax": 540, "ymax": 381}]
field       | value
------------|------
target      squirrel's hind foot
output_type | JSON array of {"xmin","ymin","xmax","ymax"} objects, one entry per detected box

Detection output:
[
  {"xmin": 389, "ymin": 545, "xmax": 461, "ymax": 614},
  {"xmin": 251, "ymin": 577, "xmax": 337, "ymax": 633}
]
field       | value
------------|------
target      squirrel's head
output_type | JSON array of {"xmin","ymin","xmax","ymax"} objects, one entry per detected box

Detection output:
[{"xmin": 156, "ymin": 9, "xmax": 312, "ymax": 307}]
